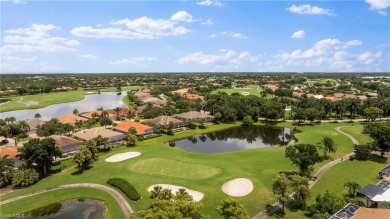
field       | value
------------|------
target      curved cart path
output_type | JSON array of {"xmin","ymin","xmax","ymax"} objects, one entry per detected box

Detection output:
[
  {"xmin": 252, "ymin": 126, "xmax": 358, "ymax": 219},
  {"xmin": 0, "ymin": 183, "xmax": 133, "ymax": 218}
]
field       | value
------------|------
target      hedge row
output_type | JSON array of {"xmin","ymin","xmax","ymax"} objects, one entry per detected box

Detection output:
[{"xmin": 106, "ymin": 178, "xmax": 141, "ymax": 201}]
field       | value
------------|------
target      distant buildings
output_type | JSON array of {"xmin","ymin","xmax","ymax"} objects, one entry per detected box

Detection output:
[{"xmin": 73, "ymin": 127, "xmax": 127, "ymax": 142}]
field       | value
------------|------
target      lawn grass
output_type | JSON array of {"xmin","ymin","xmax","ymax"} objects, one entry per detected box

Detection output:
[
  {"xmin": 130, "ymin": 158, "xmax": 222, "ymax": 179},
  {"xmin": 100, "ymin": 86, "xmax": 143, "ymax": 92},
  {"xmin": 0, "ymin": 187, "xmax": 125, "ymax": 219},
  {"xmin": 212, "ymin": 84, "xmax": 262, "ymax": 96},
  {"xmin": 338, "ymin": 125, "xmax": 371, "ymax": 145},
  {"xmin": 269, "ymin": 123, "xmax": 389, "ymax": 219},
  {"xmin": 121, "ymin": 95, "xmax": 136, "ymax": 108},
  {"xmin": 0, "ymin": 121, "xmax": 362, "ymax": 218},
  {"xmin": 0, "ymin": 89, "xmax": 84, "ymax": 113}
]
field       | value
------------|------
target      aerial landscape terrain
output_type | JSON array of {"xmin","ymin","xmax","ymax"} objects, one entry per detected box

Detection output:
[{"xmin": 1, "ymin": 1, "xmax": 390, "ymax": 219}]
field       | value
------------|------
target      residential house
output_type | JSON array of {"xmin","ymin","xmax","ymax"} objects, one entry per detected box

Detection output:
[
  {"xmin": 175, "ymin": 111, "xmax": 215, "ymax": 123},
  {"xmin": 51, "ymin": 135, "xmax": 83, "ymax": 154},
  {"xmin": 143, "ymin": 116, "xmax": 186, "ymax": 129},
  {"xmin": 114, "ymin": 121, "xmax": 157, "ymax": 137},
  {"xmin": 186, "ymin": 94, "xmax": 204, "ymax": 101},
  {"xmin": 26, "ymin": 118, "xmax": 45, "ymax": 134},
  {"xmin": 357, "ymin": 179, "xmax": 390, "ymax": 207},
  {"xmin": 57, "ymin": 114, "xmax": 88, "ymax": 125},
  {"xmin": 73, "ymin": 127, "xmax": 127, "ymax": 142},
  {"xmin": 330, "ymin": 203, "xmax": 390, "ymax": 219},
  {"xmin": 79, "ymin": 110, "xmax": 115, "ymax": 120},
  {"xmin": 0, "ymin": 146, "xmax": 22, "ymax": 167}
]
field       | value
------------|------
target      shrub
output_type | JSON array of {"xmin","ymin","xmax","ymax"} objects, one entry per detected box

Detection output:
[
  {"xmin": 12, "ymin": 168, "xmax": 39, "ymax": 188},
  {"xmin": 107, "ymin": 178, "xmax": 141, "ymax": 201}
]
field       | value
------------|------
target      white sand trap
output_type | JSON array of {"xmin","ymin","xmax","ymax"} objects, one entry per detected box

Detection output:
[
  {"xmin": 148, "ymin": 184, "xmax": 204, "ymax": 202},
  {"xmin": 105, "ymin": 152, "xmax": 141, "ymax": 162},
  {"xmin": 222, "ymin": 178, "xmax": 253, "ymax": 197}
]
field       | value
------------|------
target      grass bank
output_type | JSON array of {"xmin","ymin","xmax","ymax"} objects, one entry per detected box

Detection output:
[{"xmin": 0, "ymin": 89, "xmax": 84, "ymax": 113}]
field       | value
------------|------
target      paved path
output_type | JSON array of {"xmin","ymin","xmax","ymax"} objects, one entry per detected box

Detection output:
[
  {"xmin": 251, "ymin": 126, "xmax": 359, "ymax": 219},
  {"xmin": 0, "ymin": 183, "xmax": 133, "ymax": 218}
]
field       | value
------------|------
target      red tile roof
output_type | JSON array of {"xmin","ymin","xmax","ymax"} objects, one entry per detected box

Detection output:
[
  {"xmin": 114, "ymin": 121, "xmax": 153, "ymax": 135},
  {"xmin": 0, "ymin": 146, "xmax": 18, "ymax": 159},
  {"xmin": 58, "ymin": 114, "xmax": 87, "ymax": 124}
]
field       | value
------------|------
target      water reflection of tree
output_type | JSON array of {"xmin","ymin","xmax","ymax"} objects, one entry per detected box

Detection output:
[
  {"xmin": 199, "ymin": 135, "xmax": 207, "ymax": 142},
  {"xmin": 204, "ymin": 126, "xmax": 294, "ymax": 146},
  {"xmin": 30, "ymin": 202, "xmax": 62, "ymax": 218}
]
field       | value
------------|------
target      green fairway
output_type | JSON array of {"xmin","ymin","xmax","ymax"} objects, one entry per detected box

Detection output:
[
  {"xmin": 0, "ymin": 187, "xmax": 125, "ymax": 219},
  {"xmin": 0, "ymin": 89, "xmax": 84, "ymax": 113},
  {"xmin": 339, "ymin": 125, "xmax": 371, "ymax": 145},
  {"xmin": 130, "ymin": 158, "xmax": 222, "ymax": 179},
  {"xmin": 0, "ymin": 121, "xmax": 362, "ymax": 218},
  {"xmin": 212, "ymin": 84, "xmax": 262, "ymax": 96},
  {"xmin": 121, "ymin": 95, "xmax": 136, "ymax": 108}
]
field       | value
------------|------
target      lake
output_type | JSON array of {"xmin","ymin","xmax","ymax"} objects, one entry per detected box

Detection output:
[
  {"xmin": 16, "ymin": 199, "xmax": 106, "ymax": 219},
  {"xmin": 168, "ymin": 126, "xmax": 296, "ymax": 154},
  {"xmin": 0, "ymin": 92, "xmax": 127, "ymax": 121}
]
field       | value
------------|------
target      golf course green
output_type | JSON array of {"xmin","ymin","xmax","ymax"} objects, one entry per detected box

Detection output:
[{"xmin": 1, "ymin": 121, "xmax": 383, "ymax": 219}]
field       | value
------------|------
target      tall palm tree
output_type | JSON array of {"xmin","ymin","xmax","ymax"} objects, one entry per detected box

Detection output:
[
  {"xmin": 101, "ymin": 110, "xmax": 109, "ymax": 118},
  {"xmin": 114, "ymin": 107, "xmax": 121, "ymax": 119},
  {"xmin": 18, "ymin": 120, "xmax": 30, "ymax": 135},
  {"xmin": 93, "ymin": 135, "xmax": 110, "ymax": 151}
]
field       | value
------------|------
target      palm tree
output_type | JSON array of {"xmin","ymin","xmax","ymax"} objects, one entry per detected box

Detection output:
[
  {"xmin": 5, "ymin": 117, "xmax": 16, "ymax": 124},
  {"xmin": 346, "ymin": 98, "xmax": 360, "ymax": 120},
  {"xmin": 94, "ymin": 135, "xmax": 110, "ymax": 151},
  {"xmin": 101, "ymin": 110, "xmax": 109, "ymax": 118},
  {"xmin": 34, "ymin": 113, "xmax": 41, "ymax": 119},
  {"xmin": 159, "ymin": 188, "xmax": 173, "ymax": 200},
  {"xmin": 0, "ymin": 155, "xmax": 14, "ymax": 188},
  {"xmin": 17, "ymin": 120, "xmax": 30, "ymax": 135},
  {"xmin": 114, "ymin": 107, "xmax": 121, "ymax": 119},
  {"xmin": 73, "ymin": 109, "xmax": 79, "ymax": 115},
  {"xmin": 175, "ymin": 188, "xmax": 193, "ymax": 202},
  {"xmin": 344, "ymin": 181, "xmax": 361, "ymax": 197},
  {"xmin": 150, "ymin": 186, "xmax": 162, "ymax": 199},
  {"xmin": 91, "ymin": 112, "xmax": 99, "ymax": 122}
]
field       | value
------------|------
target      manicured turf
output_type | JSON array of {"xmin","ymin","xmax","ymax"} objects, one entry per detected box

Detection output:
[
  {"xmin": 212, "ymin": 84, "xmax": 263, "ymax": 96},
  {"xmin": 130, "ymin": 158, "xmax": 222, "ymax": 179},
  {"xmin": 121, "ymin": 95, "xmax": 136, "ymax": 108},
  {"xmin": 100, "ymin": 86, "xmax": 143, "ymax": 92},
  {"xmin": 0, "ymin": 89, "xmax": 84, "ymax": 113},
  {"xmin": 0, "ymin": 121, "xmax": 362, "ymax": 218},
  {"xmin": 0, "ymin": 187, "xmax": 125, "ymax": 219},
  {"xmin": 270, "ymin": 123, "xmax": 389, "ymax": 219},
  {"xmin": 339, "ymin": 125, "xmax": 371, "ymax": 145}
]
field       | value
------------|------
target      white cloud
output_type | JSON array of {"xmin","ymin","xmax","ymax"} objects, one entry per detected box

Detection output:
[
  {"xmin": 1, "ymin": 56, "xmax": 36, "ymax": 73},
  {"xmin": 273, "ymin": 38, "xmax": 382, "ymax": 71},
  {"xmin": 110, "ymin": 57, "xmax": 157, "ymax": 65},
  {"xmin": 209, "ymin": 34, "xmax": 217, "ymax": 38},
  {"xmin": 72, "ymin": 13, "xmax": 191, "ymax": 39},
  {"xmin": 170, "ymin": 11, "xmax": 196, "ymax": 22},
  {"xmin": 81, "ymin": 54, "xmax": 97, "ymax": 59},
  {"xmin": 197, "ymin": 0, "xmax": 223, "ymax": 7},
  {"xmin": 201, "ymin": 19, "xmax": 213, "ymax": 26},
  {"xmin": 291, "ymin": 30, "xmax": 305, "ymax": 39},
  {"xmin": 14, "ymin": 0, "xmax": 26, "ymax": 4},
  {"xmin": 1, "ymin": 24, "xmax": 79, "ymax": 54},
  {"xmin": 365, "ymin": 0, "xmax": 390, "ymax": 10},
  {"xmin": 378, "ymin": 10, "xmax": 388, "ymax": 15},
  {"xmin": 177, "ymin": 50, "xmax": 259, "ymax": 70},
  {"xmin": 220, "ymin": 31, "xmax": 247, "ymax": 39},
  {"xmin": 287, "ymin": 4, "xmax": 334, "ymax": 15}
]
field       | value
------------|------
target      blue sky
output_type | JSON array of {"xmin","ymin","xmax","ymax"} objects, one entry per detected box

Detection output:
[{"xmin": 1, "ymin": 0, "xmax": 389, "ymax": 73}]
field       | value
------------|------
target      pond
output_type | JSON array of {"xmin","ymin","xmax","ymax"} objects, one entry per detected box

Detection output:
[
  {"xmin": 0, "ymin": 92, "xmax": 127, "ymax": 121},
  {"xmin": 16, "ymin": 199, "xmax": 106, "ymax": 219},
  {"xmin": 167, "ymin": 126, "xmax": 296, "ymax": 154}
]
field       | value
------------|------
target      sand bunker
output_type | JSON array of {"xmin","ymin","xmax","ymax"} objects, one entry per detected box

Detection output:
[
  {"xmin": 148, "ymin": 184, "xmax": 204, "ymax": 202},
  {"xmin": 222, "ymin": 178, "xmax": 253, "ymax": 197},
  {"xmin": 105, "ymin": 152, "xmax": 141, "ymax": 162}
]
